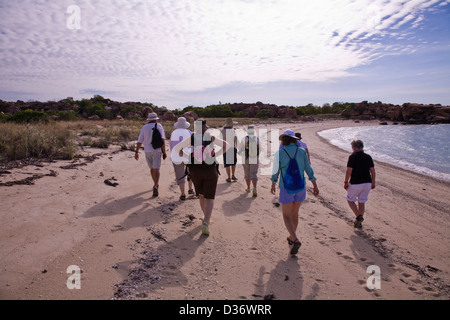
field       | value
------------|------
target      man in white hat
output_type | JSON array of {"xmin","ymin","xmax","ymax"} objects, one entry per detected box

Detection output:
[
  {"xmin": 135, "ymin": 112, "xmax": 167, "ymax": 197},
  {"xmin": 169, "ymin": 117, "xmax": 194, "ymax": 200}
]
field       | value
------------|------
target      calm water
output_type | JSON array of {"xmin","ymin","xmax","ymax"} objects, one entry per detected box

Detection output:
[{"xmin": 318, "ymin": 124, "xmax": 450, "ymax": 182}]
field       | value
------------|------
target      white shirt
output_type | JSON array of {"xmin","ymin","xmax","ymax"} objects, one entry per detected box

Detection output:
[
  {"xmin": 169, "ymin": 128, "xmax": 192, "ymax": 163},
  {"xmin": 137, "ymin": 122, "xmax": 166, "ymax": 152}
]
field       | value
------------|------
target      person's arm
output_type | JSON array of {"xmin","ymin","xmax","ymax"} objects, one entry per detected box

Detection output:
[
  {"xmin": 270, "ymin": 151, "xmax": 281, "ymax": 194},
  {"xmin": 135, "ymin": 142, "xmax": 143, "ymax": 161},
  {"xmin": 370, "ymin": 167, "xmax": 376, "ymax": 189},
  {"xmin": 302, "ymin": 151, "xmax": 318, "ymax": 196},
  {"xmin": 158, "ymin": 123, "xmax": 167, "ymax": 160},
  {"xmin": 306, "ymin": 148, "xmax": 311, "ymax": 164},
  {"xmin": 161, "ymin": 139, "xmax": 167, "ymax": 160},
  {"xmin": 344, "ymin": 167, "xmax": 352, "ymax": 190},
  {"xmin": 311, "ymin": 179, "xmax": 319, "ymax": 197}
]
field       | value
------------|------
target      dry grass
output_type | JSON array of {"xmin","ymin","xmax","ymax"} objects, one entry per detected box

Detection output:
[{"xmin": 0, "ymin": 117, "xmax": 295, "ymax": 163}]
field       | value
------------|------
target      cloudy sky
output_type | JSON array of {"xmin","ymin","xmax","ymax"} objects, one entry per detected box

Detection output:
[{"xmin": 0, "ymin": 0, "xmax": 449, "ymax": 109}]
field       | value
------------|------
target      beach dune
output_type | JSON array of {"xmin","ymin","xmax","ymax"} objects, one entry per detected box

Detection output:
[{"xmin": 0, "ymin": 120, "xmax": 449, "ymax": 300}]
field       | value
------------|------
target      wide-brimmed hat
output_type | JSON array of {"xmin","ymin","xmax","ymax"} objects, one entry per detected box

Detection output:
[
  {"xmin": 146, "ymin": 112, "xmax": 159, "ymax": 121},
  {"xmin": 224, "ymin": 118, "xmax": 233, "ymax": 128},
  {"xmin": 279, "ymin": 129, "xmax": 300, "ymax": 140},
  {"xmin": 174, "ymin": 117, "xmax": 190, "ymax": 129}
]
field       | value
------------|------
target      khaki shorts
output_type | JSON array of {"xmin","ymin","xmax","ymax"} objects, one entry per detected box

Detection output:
[
  {"xmin": 145, "ymin": 151, "xmax": 162, "ymax": 169},
  {"xmin": 173, "ymin": 163, "xmax": 187, "ymax": 185},
  {"xmin": 243, "ymin": 163, "xmax": 258, "ymax": 180}
]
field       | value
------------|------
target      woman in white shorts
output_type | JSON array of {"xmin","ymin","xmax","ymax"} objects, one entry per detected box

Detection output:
[{"xmin": 344, "ymin": 140, "xmax": 376, "ymax": 228}]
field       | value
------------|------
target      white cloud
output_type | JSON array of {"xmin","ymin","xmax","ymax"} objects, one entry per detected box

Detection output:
[{"xmin": 0, "ymin": 0, "xmax": 447, "ymax": 104}]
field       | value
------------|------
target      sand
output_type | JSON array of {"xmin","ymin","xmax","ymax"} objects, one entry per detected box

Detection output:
[{"xmin": 0, "ymin": 119, "xmax": 449, "ymax": 300}]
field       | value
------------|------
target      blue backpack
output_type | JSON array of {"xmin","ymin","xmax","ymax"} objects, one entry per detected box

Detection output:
[{"xmin": 281, "ymin": 148, "xmax": 305, "ymax": 193}]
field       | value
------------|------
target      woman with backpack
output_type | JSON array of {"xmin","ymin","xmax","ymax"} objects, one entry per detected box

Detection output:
[
  {"xmin": 270, "ymin": 129, "xmax": 319, "ymax": 255},
  {"xmin": 180, "ymin": 119, "xmax": 231, "ymax": 236}
]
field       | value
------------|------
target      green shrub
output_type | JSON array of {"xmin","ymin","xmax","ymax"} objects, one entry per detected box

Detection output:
[{"xmin": 7, "ymin": 110, "xmax": 49, "ymax": 123}]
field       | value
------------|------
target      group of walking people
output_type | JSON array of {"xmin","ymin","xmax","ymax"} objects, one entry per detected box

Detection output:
[{"xmin": 135, "ymin": 113, "xmax": 376, "ymax": 254}]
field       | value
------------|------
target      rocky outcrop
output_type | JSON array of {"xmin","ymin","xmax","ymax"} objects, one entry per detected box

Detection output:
[
  {"xmin": 341, "ymin": 101, "xmax": 450, "ymax": 124},
  {"xmin": 1, "ymin": 96, "xmax": 448, "ymax": 124}
]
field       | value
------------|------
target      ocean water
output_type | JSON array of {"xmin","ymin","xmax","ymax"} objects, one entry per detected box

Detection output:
[{"xmin": 318, "ymin": 124, "xmax": 450, "ymax": 182}]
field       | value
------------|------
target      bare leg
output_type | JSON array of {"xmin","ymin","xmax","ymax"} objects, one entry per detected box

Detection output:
[
  {"xmin": 225, "ymin": 167, "xmax": 231, "ymax": 179},
  {"xmin": 179, "ymin": 183, "xmax": 186, "ymax": 196},
  {"xmin": 203, "ymin": 198, "xmax": 214, "ymax": 224},
  {"xmin": 347, "ymin": 200, "xmax": 360, "ymax": 217},
  {"xmin": 199, "ymin": 195, "xmax": 214, "ymax": 223},
  {"xmin": 282, "ymin": 202, "xmax": 302, "ymax": 242},
  {"xmin": 292, "ymin": 201, "xmax": 302, "ymax": 232},
  {"xmin": 151, "ymin": 168, "xmax": 160, "ymax": 189},
  {"xmin": 358, "ymin": 202, "xmax": 365, "ymax": 216}
]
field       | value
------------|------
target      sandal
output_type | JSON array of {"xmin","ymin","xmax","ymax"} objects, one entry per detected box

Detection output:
[
  {"xmin": 232, "ymin": 175, "xmax": 238, "ymax": 181},
  {"xmin": 290, "ymin": 239, "xmax": 302, "ymax": 255},
  {"xmin": 354, "ymin": 215, "xmax": 364, "ymax": 229},
  {"xmin": 180, "ymin": 195, "xmax": 186, "ymax": 201},
  {"xmin": 287, "ymin": 237, "xmax": 294, "ymax": 245},
  {"xmin": 226, "ymin": 178, "xmax": 232, "ymax": 183},
  {"xmin": 152, "ymin": 186, "xmax": 159, "ymax": 197},
  {"xmin": 188, "ymin": 189, "xmax": 194, "ymax": 195}
]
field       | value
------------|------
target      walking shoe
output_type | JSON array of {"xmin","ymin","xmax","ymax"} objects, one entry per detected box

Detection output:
[
  {"xmin": 232, "ymin": 175, "xmax": 238, "ymax": 181},
  {"xmin": 354, "ymin": 215, "xmax": 364, "ymax": 229},
  {"xmin": 201, "ymin": 222, "xmax": 210, "ymax": 236},
  {"xmin": 152, "ymin": 187, "xmax": 159, "ymax": 197}
]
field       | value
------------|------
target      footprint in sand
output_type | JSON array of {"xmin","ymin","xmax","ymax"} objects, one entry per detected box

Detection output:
[{"xmin": 342, "ymin": 255, "xmax": 354, "ymax": 261}]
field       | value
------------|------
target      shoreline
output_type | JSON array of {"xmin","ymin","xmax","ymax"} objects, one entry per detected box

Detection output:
[
  {"xmin": 0, "ymin": 119, "xmax": 449, "ymax": 300},
  {"xmin": 316, "ymin": 123, "xmax": 450, "ymax": 184}
]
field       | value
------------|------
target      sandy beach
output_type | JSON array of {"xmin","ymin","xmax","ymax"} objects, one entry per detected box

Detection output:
[{"xmin": 1, "ymin": 119, "xmax": 449, "ymax": 300}]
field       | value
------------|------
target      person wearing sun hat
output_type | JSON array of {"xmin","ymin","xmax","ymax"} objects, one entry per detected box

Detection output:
[
  {"xmin": 240, "ymin": 125, "xmax": 260, "ymax": 197},
  {"xmin": 221, "ymin": 118, "xmax": 238, "ymax": 183},
  {"xmin": 135, "ymin": 112, "xmax": 167, "ymax": 197},
  {"xmin": 169, "ymin": 117, "xmax": 194, "ymax": 200},
  {"xmin": 271, "ymin": 129, "xmax": 319, "ymax": 255},
  {"xmin": 294, "ymin": 132, "xmax": 311, "ymax": 164}
]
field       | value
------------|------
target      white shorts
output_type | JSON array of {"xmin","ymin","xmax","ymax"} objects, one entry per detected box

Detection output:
[
  {"xmin": 145, "ymin": 151, "xmax": 162, "ymax": 169},
  {"xmin": 346, "ymin": 183, "xmax": 372, "ymax": 203}
]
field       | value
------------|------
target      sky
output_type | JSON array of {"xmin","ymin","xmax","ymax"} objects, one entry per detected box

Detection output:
[{"xmin": 0, "ymin": 0, "xmax": 449, "ymax": 109}]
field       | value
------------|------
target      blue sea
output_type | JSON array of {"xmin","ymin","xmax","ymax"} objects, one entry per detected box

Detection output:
[{"xmin": 318, "ymin": 124, "xmax": 450, "ymax": 183}]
